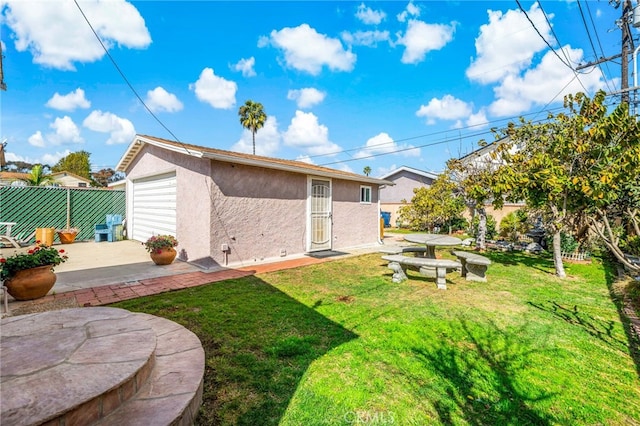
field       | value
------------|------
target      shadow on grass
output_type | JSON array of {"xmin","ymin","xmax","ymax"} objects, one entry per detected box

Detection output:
[
  {"xmin": 412, "ymin": 319, "xmax": 555, "ymax": 425},
  {"xmin": 601, "ymin": 257, "xmax": 640, "ymax": 378},
  {"xmin": 112, "ymin": 275, "xmax": 358, "ymax": 426},
  {"xmin": 482, "ymin": 250, "xmax": 555, "ymax": 275},
  {"xmin": 528, "ymin": 300, "xmax": 629, "ymax": 353}
]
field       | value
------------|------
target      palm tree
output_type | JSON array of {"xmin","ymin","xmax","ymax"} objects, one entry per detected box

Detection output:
[
  {"xmin": 363, "ymin": 166, "xmax": 371, "ymax": 176},
  {"xmin": 238, "ymin": 100, "xmax": 267, "ymax": 155},
  {"xmin": 20, "ymin": 164, "xmax": 55, "ymax": 186}
]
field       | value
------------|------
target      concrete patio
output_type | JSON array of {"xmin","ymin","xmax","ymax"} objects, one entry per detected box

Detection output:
[{"xmin": 1, "ymin": 235, "xmax": 406, "ymax": 316}]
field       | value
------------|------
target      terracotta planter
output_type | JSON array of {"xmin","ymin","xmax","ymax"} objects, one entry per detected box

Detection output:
[
  {"xmin": 150, "ymin": 247, "xmax": 177, "ymax": 265},
  {"xmin": 5, "ymin": 265, "xmax": 56, "ymax": 300},
  {"xmin": 57, "ymin": 231, "xmax": 77, "ymax": 244}
]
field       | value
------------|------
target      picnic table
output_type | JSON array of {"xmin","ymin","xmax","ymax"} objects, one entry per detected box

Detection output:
[{"xmin": 404, "ymin": 234, "xmax": 462, "ymax": 259}]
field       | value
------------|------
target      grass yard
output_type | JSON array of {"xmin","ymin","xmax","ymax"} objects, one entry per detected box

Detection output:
[{"xmin": 113, "ymin": 251, "xmax": 640, "ymax": 425}]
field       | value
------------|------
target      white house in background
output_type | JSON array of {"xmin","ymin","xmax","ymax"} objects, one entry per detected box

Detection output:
[
  {"xmin": 116, "ymin": 134, "xmax": 393, "ymax": 269},
  {"xmin": 458, "ymin": 137, "xmax": 524, "ymax": 227},
  {"xmin": 379, "ymin": 166, "xmax": 439, "ymax": 227},
  {"xmin": 0, "ymin": 171, "xmax": 92, "ymax": 187}
]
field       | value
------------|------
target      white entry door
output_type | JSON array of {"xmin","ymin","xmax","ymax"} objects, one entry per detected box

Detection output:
[{"xmin": 309, "ymin": 178, "xmax": 332, "ymax": 252}]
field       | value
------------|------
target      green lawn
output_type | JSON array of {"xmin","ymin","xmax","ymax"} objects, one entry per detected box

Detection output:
[{"xmin": 113, "ymin": 251, "xmax": 640, "ymax": 425}]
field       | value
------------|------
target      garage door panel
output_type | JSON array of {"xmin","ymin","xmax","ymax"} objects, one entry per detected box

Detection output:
[{"xmin": 132, "ymin": 173, "xmax": 177, "ymax": 242}]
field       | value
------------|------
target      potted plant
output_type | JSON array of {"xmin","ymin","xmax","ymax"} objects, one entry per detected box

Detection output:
[
  {"xmin": 56, "ymin": 227, "xmax": 80, "ymax": 244},
  {"xmin": 143, "ymin": 235, "xmax": 178, "ymax": 265},
  {"xmin": 0, "ymin": 243, "xmax": 68, "ymax": 300}
]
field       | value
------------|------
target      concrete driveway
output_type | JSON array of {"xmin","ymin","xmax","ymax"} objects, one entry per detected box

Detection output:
[{"xmin": 1, "ymin": 240, "xmax": 202, "ymax": 295}]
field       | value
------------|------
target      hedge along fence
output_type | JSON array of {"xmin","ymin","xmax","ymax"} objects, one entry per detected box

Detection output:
[{"xmin": 0, "ymin": 186, "xmax": 125, "ymax": 243}]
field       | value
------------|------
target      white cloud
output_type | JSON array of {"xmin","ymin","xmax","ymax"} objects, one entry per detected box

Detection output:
[
  {"xmin": 42, "ymin": 150, "xmax": 72, "ymax": 166},
  {"xmin": 466, "ymin": 4, "xmax": 550, "ymax": 84},
  {"xmin": 489, "ymin": 46, "xmax": 608, "ymax": 116},
  {"xmin": 416, "ymin": 95, "xmax": 473, "ymax": 125},
  {"xmin": 5, "ymin": 149, "xmax": 71, "ymax": 165},
  {"xmin": 190, "ymin": 68, "xmax": 237, "ymax": 109},
  {"xmin": 230, "ymin": 116, "xmax": 280, "ymax": 156},
  {"xmin": 354, "ymin": 132, "xmax": 420, "ymax": 159},
  {"xmin": 397, "ymin": 2, "xmax": 420, "ymax": 22},
  {"xmin": 83, "ymin": 110, "xmax": 135, "ymax": 145},
  {"xmin": 397, "ymin": 19, "xmax": 456, "ymax": 64},
  {"xmin": 233, "ymin": 57, "xmax": 256, "ymax": 77},
  {"xmin": 375, "ymin": 163, "xmax": 399, "ymax": 178},
  {"xmin": 262, "ymin": 24, "xmax": 356, "ymax": 75},
  {"xmin": 145, "ymin": 87, "xmax": 183, "ymax": 113},
  {"xmin": 26, "ymin": 116, "xmax": 84, "ymax": 147},
  {"xmin": 45, "ymin": 88, "xmax": 90, "ymax": 111},
  {"xmin": 341, "ymin": 30, "xmax": 390, "ymax": 47},
  {"xmin": 282, "ymin": 110, "xmax": 341, "ymax": 156},
  {"xmin": 28, "ymin": 130, "xmax": 45, "ymax": 147},
  {"xmin": 356, "ymin": 3, "xmax": 386, "ymax": 25},
  {"xmin": 466, "ymin": 109, "xmax": 489, "ymax": 128},
  {"xmin": 287, "ymin": 88, "xmax": 326, "ymax": 109},
  {"xmin": 3, "ymin": 0, "xmax": 151, "ymax": 70},
  {"xmin": 49, "ymin": 116, "xmax": 83, "ymax": 145},
  {"xmin": 296, "ymin": 155, "xmax": 314, "ymax": 164}
]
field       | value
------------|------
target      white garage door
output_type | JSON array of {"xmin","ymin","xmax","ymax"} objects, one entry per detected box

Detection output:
[{"xmin": 132, "ymin": 172, "xmax": 177, "ymax": 242}]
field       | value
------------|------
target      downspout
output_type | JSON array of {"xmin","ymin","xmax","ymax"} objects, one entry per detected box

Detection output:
[{"xmin": 377, "ymin": 185, "xmax": 385, "ymax": 244}]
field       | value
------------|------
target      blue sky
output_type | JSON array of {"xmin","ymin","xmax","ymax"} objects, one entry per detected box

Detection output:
[{"xmin": 1, "ymin": 0, "xmax": 631, "ymax": 177}]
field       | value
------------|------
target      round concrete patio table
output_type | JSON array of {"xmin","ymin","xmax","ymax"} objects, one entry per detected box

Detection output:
[{"xmin": 404, "ymin": 234, "xmax": 463, "ymax": 259}]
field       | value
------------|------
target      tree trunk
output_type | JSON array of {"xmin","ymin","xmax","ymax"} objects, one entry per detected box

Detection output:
[
  {"xmin": 252, "ymin": 131, "xmax": 256, "ymax": 155},
  {"xmin": 552, "ymin": 230, "xmax": 567, "ymax": 278},
  {"xmin": 476, "ymin": 207, "xmax": 487, "ymax": 250}
]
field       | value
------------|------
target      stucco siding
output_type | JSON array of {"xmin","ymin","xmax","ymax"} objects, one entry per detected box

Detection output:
[
  {"xmin": 380, "ymin": 170, "xmax": 433, "ymax": 203},
  {"xmin": 208, "ymin": 161, "xmax": 307, "ymax": 266},
  {"xmin": 125, "ymin": 145, "xmax": 212, "ymax": 261},
  {"xmin": 332, "ymin": 180, "xmax": 380, "ymax": 249}
]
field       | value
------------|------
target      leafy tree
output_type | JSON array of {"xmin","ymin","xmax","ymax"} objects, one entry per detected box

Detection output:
[
  {"xmin": 471, "ymin": 214, "xmax": 497, "ymax": 241},
  {"xmin": 363, "ymin": 166, "xmax": 371, "ymax": 176},
  {"xmin": 238, "ymin": 100, "xmax": 267, "ymax": 155},
  {"xmin": 19, "ymin": 164, "xmax": 55, "ymax": 186},
  {"xmin": 492, "ymin": 91, "xmax": 640, "ymax": 276},
  {"xmin": 52, "ymin": 151, "xmax": 92, "ymax": 179},
  {"xmin": 447, "ymin": 144, "xmax": 503, "ymax": 250},
  {"xmin": 499, "ymin": 210, "xmax": 529, "ymax": 242},
  {"xmin": 398, "ymin": 172, "xmax": 465, "ymax": 233}
]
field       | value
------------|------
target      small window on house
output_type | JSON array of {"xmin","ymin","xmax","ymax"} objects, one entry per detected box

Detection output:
[
  {"xmin": 360, "ymin": 185, "xmax": 372, "ymax": 204},
  {"xmin": 78, "ymin": 182, "xmax": 87, "ymax": 187}
]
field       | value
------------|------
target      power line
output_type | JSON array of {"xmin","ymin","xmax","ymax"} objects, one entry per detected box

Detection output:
[{"xmin": 72, "ymin": 0, "xmax": 191, "ymax": 156}]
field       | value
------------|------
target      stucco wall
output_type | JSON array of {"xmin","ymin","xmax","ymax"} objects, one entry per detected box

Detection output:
[
  {"xmin": 127, "ymin": 147, "xmax": 383, "ymax": 268},
  {"xmin": 208, "ymin": 161, "xmax": 308, "ymax": 267},
  {"xmin": 380, "ymin": 170, "xmax": 434, "ymax": 203},
  {"xmin": 125, "ymin": 145, "xmax": 212, "ymax": 261},
  {"xmin": 332, "ymin": 180, "xmax": 380, "ymax": 249}
]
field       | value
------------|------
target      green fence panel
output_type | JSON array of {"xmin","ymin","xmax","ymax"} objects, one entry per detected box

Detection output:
[{"xmin": 0, "ymin": 186, "xmax": 125, "ymax": 243}]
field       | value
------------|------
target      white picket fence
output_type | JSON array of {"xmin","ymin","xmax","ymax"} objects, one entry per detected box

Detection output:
[{"xmin": 561, "ymin": 251, "xmax": 591, "ymax": 262}]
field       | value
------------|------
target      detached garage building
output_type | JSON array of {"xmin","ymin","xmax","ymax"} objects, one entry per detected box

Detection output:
[{"xmin": 116, "ymin": 135, "xmax": 392, "ymax": 268}]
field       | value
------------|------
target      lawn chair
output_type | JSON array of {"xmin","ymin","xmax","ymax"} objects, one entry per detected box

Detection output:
[
  {"xmin": 0, "ymin": 222, "xmax": 33, "ymax": 248},
  {"xmin": 94, "ymin": 214, "xmax": 123, "ymax": 242}
]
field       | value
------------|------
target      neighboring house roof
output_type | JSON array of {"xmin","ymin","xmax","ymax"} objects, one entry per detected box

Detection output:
[
  {"xmin": 51, "ymin": 171, "xmax": 91, "ymax": 183},
  {"xmin": 379, "ymin": 166, "xmax": 439, "ymax": 181},
  {"xmin": 51, "ymin": 171, "xmax": 92, "ymax": 186},
  {"xmin": 117, "ymin": 134, "xmax": 394, "ymax": 186},
  {"xmin": 458, "ymin": 136, "xmax": 511, "ymax": 165},
  {"xmin": 0, "ymin": 171, "xmax": 29, "ymax": 182},
  {"xmin": 0, "ymin": 170, "xmax": 92, "ymax": 187}
]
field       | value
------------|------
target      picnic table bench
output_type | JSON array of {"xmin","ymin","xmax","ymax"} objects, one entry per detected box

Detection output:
[
  {"xmin": 451, "ymin": 250, "xmax": 492, "ymax": 282},
  {"xmin": 379, "ymin": 246, "xmax": 428, "ymax": 256},
  {"xmin": 381, "ymin": 254, "xmax": 461, "ymax": 290}
]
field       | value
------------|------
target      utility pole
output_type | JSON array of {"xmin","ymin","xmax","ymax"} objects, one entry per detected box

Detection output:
[
  {"xmin": 621, "ymin": 0, "xmax": 633, "ymax": 104},
  {"xmin": 0, "ymin": 42, "xmax": 6, "ymax": 91}
]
